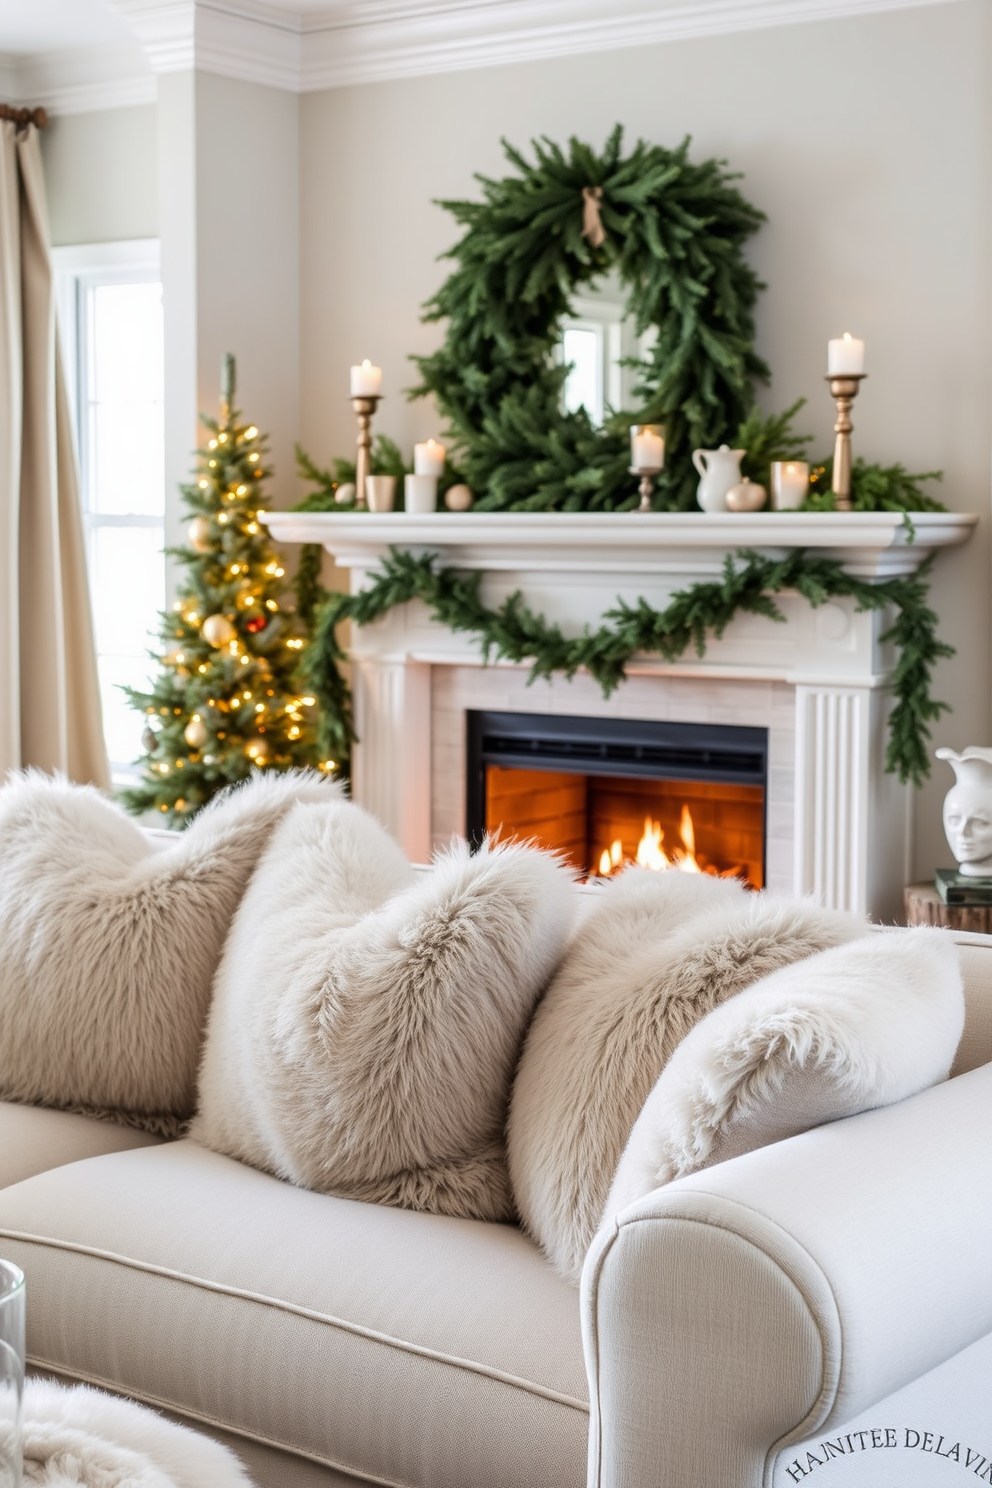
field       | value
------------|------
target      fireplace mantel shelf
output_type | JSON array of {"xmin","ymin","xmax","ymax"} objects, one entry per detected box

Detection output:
[{"xmin": 261, "ymin": 509, "xmax": 976, "ymax": 579}]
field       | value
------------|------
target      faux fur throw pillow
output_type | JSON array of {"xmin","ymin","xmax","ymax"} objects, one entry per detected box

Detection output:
[
  {"xmin": 0, "ymin": 769, "xmax": 337, "ymax": 1129},
  {"xmin": 604, "ymin": 927, "xmax": 965, "ymax": 1223},
  {"xmin": 193, "ymin": 800, "xmax": 575, "ymax": 1221},
  {"xmin": 507, "ymin": 869, "xmax": 865, "ymax": 1282}
]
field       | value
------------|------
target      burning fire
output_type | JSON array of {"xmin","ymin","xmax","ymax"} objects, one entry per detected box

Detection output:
[{"xmin": 597, "ymin": 806, "xmax": 733, "ymax": 879}]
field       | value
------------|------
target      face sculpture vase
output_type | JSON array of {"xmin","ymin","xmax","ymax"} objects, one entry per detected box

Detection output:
[{"xmin": 937, "ymin": 746, "xmax": 992, "ymax": 877}]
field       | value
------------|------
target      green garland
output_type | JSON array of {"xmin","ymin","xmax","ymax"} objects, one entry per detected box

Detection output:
[
  {"xmin": 301, "ymin": 547, "xmax": 952, "ymax": 788},
  {"xmin": 410, "ymin": 127, "xmax": 767, "ymax": 512}
]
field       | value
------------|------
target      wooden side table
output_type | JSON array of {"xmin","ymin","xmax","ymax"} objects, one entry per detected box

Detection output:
[{"xmin": 904, "ymin": 883, "xmax": 992, "ymax": 933}]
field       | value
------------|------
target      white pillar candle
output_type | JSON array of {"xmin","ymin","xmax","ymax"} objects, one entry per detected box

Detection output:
[
  {"xmin": 827, "ymin": 333, "xmax": 865, "ymax": 376},
  {"xmin": 630, "ymin": 426, "xmax": 664, "ymax": 471},
  {"xmin": 413, "ymin": 439, "xmax": 446, "ymax": 476},
  {"xmin": 350, "ymin": 359, "xmax": 382, "ymax": 396},
  {"xmin": 404, "ymin": 474, "xmax": 438, "ymax": 513},
  {"xmin": 770, "ymin": 460, "xmax": 810, "ymax": 510}
]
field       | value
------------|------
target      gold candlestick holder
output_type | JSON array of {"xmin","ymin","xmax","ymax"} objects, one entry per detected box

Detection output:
[
  {"xmin": 629, "ymin": 467, "xmax": 661, "ymax": 512},
  {"xmin": 826, "ymin": 373, "xmax": 866, "ymax": 512},
  {"xmin": 351, "ymin": 394, "xmax": 381, "ymax": 510}
]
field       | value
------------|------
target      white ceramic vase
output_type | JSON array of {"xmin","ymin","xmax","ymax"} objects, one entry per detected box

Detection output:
[
  {"xmin": 692, "ymin": 445, "xmax": 745, "ymax": 512},
  {"xmin": 936, "ymin": 746, "xmax": 992, "ymax": 877}
]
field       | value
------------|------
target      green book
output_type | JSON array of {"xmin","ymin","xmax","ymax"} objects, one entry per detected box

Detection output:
[{"xmin": 935, "ymin": 868, "xmax": 992, "ymax": 906}]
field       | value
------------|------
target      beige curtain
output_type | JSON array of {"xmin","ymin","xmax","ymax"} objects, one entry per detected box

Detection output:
[{"xmin": 0, "ymin": 120, "xmax": 109, "ymax": 788}]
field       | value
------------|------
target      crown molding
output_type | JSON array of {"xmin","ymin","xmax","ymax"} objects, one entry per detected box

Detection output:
[
  {"xmin": 17, "ymin": 0, "xmax": 964, "ymax": 114},
  {"xmin": 0, "ymin": 41, "xmax": 155, "ymax": 115}
]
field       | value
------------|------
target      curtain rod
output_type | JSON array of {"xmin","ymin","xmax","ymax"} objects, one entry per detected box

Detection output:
[{"xmin": 0, "ymin": 105, "xmax": 48, "ymax": 129}]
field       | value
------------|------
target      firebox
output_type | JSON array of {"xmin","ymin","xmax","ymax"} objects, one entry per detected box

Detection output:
[{"xmin": 466, "ymin": 711, "xmax": 768, "ymax": 887}]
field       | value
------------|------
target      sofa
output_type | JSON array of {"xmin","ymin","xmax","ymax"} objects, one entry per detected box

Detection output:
[{"xmin": 1, "ymin": 913, "xmax": 990, "ymax": 1488}]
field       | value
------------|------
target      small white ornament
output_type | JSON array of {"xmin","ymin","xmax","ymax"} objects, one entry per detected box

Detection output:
[
  {"xmin": 936, "ymin": 747, "xmax": 992, "ymax": 877},
  {"xmin": 184, "ymin": 716, "xmax": 208, "ymax": 749},
  {"xmin": 334, "ymin": 482, "xmax": 356, "ymax": 505},
  {"xmin": 725, "ymin": 477, "xmax": 767, "ymax": 512},
  {"xmin": 188, "ymin": 516, "xmax": 212, "ymax": 552},
  {"xmin": 444, "ymin": 483, "xmax": 474, "ymax": 512},
  {"xmin": 202, "ymin": 614, "xmax": 236, "ymax": 648}
]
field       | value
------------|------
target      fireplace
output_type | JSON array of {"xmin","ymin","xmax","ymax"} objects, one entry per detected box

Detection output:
[{"xmin": 467, "ymin": 711, "xmax": 767, "ymax": 887}]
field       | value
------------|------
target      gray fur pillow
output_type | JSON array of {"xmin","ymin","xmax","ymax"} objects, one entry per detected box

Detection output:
[
  {"xmin": 193, "ymin": 801, "xmax": 576, "ymax": 1221},
  {"xmin": 507, "ymin": 870, "xmax": 865, "ymax": 1282},
  {"xmin": 0, "ymin": 769, "xmax": 337, "ymax": 1129},
  {"xmin": 604, "ymin": 927, "xmax": 964, "ymax": 1220}
]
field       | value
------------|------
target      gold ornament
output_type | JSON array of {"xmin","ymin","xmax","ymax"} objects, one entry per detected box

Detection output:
[
  {"xmin": 188, "ymin": 516, "xmax": 212, "ymax": 552},
  {"xmin": 444, "ymin": 483, "xmax": 474, "ymax": 511},
  {"xmin": 246, "ymin": 739, "xmax": 270, "ymax": 765},
  {"xmin": 202, "ymin": 614, "xmax": 236, "ymax": 648},
  {"xmin": 184, "ymin": 716, "xmax": 208, "ymax": 748}
]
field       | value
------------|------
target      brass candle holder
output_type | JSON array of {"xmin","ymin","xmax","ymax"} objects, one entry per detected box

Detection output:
[
  {"xmin": 351, "ymin": 395, "xmax": 381, "ymax": 510},
  {"xmin": 629, "ymin": 424, "xmax": 665, "ymax": 512},
  {"xmin": 825, "ymin": 373, "xmax": 866, "ymax": 512}
]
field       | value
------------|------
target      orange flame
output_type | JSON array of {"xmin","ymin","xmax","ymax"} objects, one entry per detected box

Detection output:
[{"xmin": 597, "ymin": 807, "xmax": 718, "ymax": 878}]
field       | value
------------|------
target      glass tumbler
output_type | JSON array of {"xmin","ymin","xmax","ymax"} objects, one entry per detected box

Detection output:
[{"xmin": 0, "ymin": 1261, "xmax": 24, "ymax": 1488}]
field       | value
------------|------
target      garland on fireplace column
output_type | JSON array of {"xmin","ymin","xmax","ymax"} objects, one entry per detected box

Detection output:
[{"xmin": 300, "ymin": 547, "xmax": 952, "ymax": 790}]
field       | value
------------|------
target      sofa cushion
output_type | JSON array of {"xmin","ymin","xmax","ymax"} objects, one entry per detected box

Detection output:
[
  {"xmin": 508, "ymin": 870, "xmax": 864, "ymax": 1283},
  {"xmin": 0, "ymin": 1142, "xmax": 588, "ymax": 1488},
  {"xmin": 0, "ymin": 770, "xmax": 337, "ymax": 1128},
  {"xmin": 194, "ymin": 807, "xmax": 575, "ymax": 1222},
  {"xmin": 605, "ymin": 927, "xmax": 965, "ymax": 1218},
  {"xmin": 0, "ymin": 1102, "xmax": 163, "ymax": 1190}
]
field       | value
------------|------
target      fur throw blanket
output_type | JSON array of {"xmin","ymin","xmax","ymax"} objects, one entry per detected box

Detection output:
[
  {"xmin": 0, "ymin": 770, "xmax": 337, "ymax": 1131},
  {"xmin": 15, "ymin": 1379, "xmax": 254, "ymax": 1486}
]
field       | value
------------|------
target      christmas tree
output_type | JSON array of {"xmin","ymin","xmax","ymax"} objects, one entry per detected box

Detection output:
[{"xmin": 123, "ymin": 356, "xmax": 333, "ymax": 825}]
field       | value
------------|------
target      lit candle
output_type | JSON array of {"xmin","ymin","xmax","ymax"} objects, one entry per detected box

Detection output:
[
  {"xmin": 630, "ymin": 426, "xmax": 664, "ymax": 471},
  {"xmin": 770, "ymin": 460, "xmax": 810, "ymax": 510},
  {"xmin": 350, "ymin": 360, "xmax": 382, "ymax": 397},
  {"xmin": 413, "ymin": 438, "xmax": 446, "ymax": 476},
  {"xmin": 827, "ymin": 333, "xmax": 865, "ymax": 376}
]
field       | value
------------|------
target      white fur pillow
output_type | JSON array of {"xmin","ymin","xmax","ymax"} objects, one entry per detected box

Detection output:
[
  {"xmin": 193, "ymin": 803, "xmax": 576, "ymax": 1221},
  {"xmin": 604, "ymin": 927, "xmax": 965, "ymax": 1221},
  {"xmin": 507, "ymin": 870, "xmax": 865, "ymax": 1282},
  {"xmin": 0, "ymin": 769, "xmax": 337, "ymax": 1129}
]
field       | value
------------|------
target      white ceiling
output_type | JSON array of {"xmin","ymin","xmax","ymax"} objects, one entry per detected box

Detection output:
[{"xmin": 0, "ymin": 0, "xmax": 132, "ymax": 56}]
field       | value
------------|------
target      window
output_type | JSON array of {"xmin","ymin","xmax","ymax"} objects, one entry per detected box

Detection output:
[
  {"xmin": 558, "ymin": 278, "xmax": 656, "ymax": 426},
  {"xmin": 54, "ymin": 241, "xmax": 165, "ymax": 783}
]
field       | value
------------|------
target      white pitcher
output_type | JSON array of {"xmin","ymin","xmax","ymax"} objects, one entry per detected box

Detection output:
[
  {"xmin": 692, "ymin": 444, "xmax": 745, "ymax": 513},
  {"xmin": 936, "ymin": 746, "xmax": 992, "ymax": 876}
]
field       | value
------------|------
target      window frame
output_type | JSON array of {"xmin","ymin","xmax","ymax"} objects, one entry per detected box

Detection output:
[{"xmin": 53, "ymin": 239, "xmax": 165, "ymax": 784}]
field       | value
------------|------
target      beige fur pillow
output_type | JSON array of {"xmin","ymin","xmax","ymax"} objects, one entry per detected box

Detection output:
[
  {"xmin": 193, "ymin": 802, "xmax": 576, "ymax": 1221},
  {"xmin": 0, "ymin": 769, "xmax": 337, "ymax": 1129},
  {"xmin": 507, "ymin": 869, "xmax": 865, "ymax": 1282},
  {"xmin": 604, "ymin": 928, "xmax": 965, "ymax": 1222}
]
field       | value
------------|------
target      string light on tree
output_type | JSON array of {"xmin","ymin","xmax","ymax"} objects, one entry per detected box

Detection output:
[{"xmin": 122, "ymin": 353, "xmax": 325, "ymax": 826}]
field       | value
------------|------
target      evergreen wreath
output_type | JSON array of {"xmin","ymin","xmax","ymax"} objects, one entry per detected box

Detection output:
[
  {"xmin": 410, "ymin": 126, "xmax": 768, "ymax": 511},
  {"xmin": 301, "ymin": 547, "xmax": 951, "ymax": 789}
]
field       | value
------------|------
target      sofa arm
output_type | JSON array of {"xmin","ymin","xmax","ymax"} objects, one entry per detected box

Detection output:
[{"xmin": 581, "ymin": 1063, "xmax": 992, "ymax": 1488}]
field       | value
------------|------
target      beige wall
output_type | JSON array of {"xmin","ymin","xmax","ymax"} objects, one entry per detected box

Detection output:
[
  {"xmin": 299, "ymin": 0, "xmax": 992, "ymax": 883},
  {"xmin": 42, "ymin": 104, "xmax": 158, "ymax": 246}
]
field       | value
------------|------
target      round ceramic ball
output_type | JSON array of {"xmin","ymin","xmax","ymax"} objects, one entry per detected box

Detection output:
[
  {"xmin": 444, "ymin": 483, "xmax": 474, "ymax": 512},
  {"xmin": 725, "ymin": 478, "xmax": 767, "ymax": 512},
  {"xmin": 202, "ymin": 614, "xmax": 236, "ymax": 648},
  {"xmin": 184, "ymin": 716, "xmax": 208, "ymax": 749},
  {"xmin": 188, "ymin": 516, "xmax": 212, "ymax": 552},
  {"xmin": 334, "ymin": 482, "xmax": 356, "ymax": 506}
]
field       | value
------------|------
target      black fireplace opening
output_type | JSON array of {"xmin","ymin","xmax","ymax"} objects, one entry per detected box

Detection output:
[{"xmin": 466, "ymin": 710, "xmax": 768, "ymax": 887}]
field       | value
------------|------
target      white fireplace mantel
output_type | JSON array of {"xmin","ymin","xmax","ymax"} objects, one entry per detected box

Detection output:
[
  {"xmin": 261, "ymin": 509, "xmax": 976, "ymax": 580},
  {"xmin": 261, "ymin": 508, "xmax": 975, "ymax": 920}
]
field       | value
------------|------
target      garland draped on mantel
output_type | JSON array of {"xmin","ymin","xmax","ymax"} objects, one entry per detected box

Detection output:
[{"xmin": 301, "ymin": 547, "xmax": 952, "ymax": 789}]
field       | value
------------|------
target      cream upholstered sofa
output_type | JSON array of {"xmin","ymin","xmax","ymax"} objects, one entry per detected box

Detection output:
[{"xmin": 0, "ymin": 932, "xmax": 990, "ymax": 1488}]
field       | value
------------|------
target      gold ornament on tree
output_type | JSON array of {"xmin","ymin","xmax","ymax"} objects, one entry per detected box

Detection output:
[
  {"xmin": 183, "ymin": 716, "xmax": 208, "ymax": 749},
  {"xmin": 188, "ymin": 516, "xmax": 212, "ymax": 552},
  {"xmin": 202, "ymin": 614, "xmax": 236, "ymax": 648}
]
